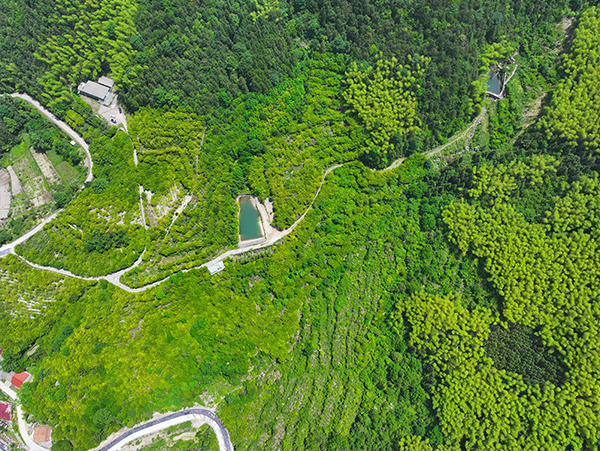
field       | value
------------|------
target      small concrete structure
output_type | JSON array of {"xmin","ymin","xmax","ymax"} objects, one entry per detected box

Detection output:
[
  {"xmin": 237, "ymin": 195, "xmax": 266, "ymax": 245},
  {"xmin": 207, "ymin": 261, "xmax": 225, "ymax": 275},
  {"xmin": 486, "ymin": 72, "xmax": 503, "ymax": 98},
  {"xmin": 98, "ymin": 76, "xmax": 115, "ymax": 89}
]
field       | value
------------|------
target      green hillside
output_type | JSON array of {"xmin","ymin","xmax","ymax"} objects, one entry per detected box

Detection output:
[{"xmin": 1, "ymin": 1, "xmax": 600, "ymax": 450}]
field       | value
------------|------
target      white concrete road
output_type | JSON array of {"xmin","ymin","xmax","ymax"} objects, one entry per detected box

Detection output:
[
  {"xmin": 0, "ymin": 210, "xmax": 61, "ymax": 257},
  {"xmin": 1, "ymin": 105, "xmax": 490, "ymax": 291},
  {"xmin": 9, "ymin": 93, "xmax": 94, "ymax": 183},
  {"xmin": 0, "ymin": 87, "xmax": 492, "ymax": 295},
  {"xmin": 1, "ymin": 379, "xmax": 235, "ymax": 451},
  {"xmin": 0, "ymin": 91, "xmax": 493, "ymax": 451}
]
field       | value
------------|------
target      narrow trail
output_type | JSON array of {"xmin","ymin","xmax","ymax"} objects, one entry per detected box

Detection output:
[
  {"xmin": 425, "ymin": 106, "xmax": 487, "ymax": 160},
  {"xmin": 1, "ymin": 93, "xmax": 491, "ymax": 293}
]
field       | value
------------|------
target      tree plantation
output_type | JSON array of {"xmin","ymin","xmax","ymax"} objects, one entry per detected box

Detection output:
[{"xmin": 1, "ymin": 1, "xmax": 600, "ymax": 451}]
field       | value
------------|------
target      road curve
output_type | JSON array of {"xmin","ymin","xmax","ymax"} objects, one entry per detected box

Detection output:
[
  {"xmin": 94, "ymin": 408, "xmax": 233, "ymax": 451},
  {"xmin": 0, "ymin": 210, "xmax": 62, "ymax": 256},
  {"xmin": 9, "ymin": 93, "xmax": 94, "ymax": 183},
  {"xmin": 0, "ymin": 94, "xmax": 488, "ymax": 451}
]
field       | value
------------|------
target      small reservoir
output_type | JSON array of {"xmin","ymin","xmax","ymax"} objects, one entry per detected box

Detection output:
[
  {"xmin": 238, "ymin": 196, "xmax": 263, "ymax": 241},
  {"xmin": 487, "ymin": 72, "xmax": 503, "ymax": 96}
]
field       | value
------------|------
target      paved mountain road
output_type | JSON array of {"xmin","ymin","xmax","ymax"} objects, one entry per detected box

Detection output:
[
  {"xmin": 0, "ymin": 210, "xmax": 61, "ymax": 256},
  {"xmin": 95, "ymin": 409, "xmax": 233, "ymax": 451},
  {"xmin": 0, "ymin": 93, "xmax": 490, "ymax": 293}
]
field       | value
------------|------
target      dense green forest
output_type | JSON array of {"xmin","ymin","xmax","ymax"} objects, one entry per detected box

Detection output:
[{"xmin": 1, "ymin": 0, "xmax": 600, "ymax": 450}]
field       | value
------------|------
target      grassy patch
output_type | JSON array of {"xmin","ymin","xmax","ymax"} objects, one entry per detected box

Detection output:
[
  {"xmin": 46, "ymin": 148, "xmax": 84, "ymax": 185},
  {"xmin": 9, "ymin": 136, "xmax": 41, "ymax": 175}
]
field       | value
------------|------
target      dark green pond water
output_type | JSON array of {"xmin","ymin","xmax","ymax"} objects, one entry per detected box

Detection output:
[
  {"xmin": 487, "ymin": 72, "xmax": 502, "ymax": 95},
  {"xmin": 239, "ymin": 197, "xmax": 263, "ymax": 241}
]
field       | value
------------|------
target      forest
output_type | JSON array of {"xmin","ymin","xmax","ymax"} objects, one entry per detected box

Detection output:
[{"xmin": 0, "ymin": 1, "xmax": 600, "ymax": 451}]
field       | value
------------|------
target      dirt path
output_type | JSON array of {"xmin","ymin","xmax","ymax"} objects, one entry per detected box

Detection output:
[
  {"xmin": 424, "ymin": 107, "xmax": 488, "ymax": 161},
  {"xmin": 7, "ymin": 165, "xmax": 23, "ymax": 195},
  {"xmin": 30, "ymin": 147, "xmax": 61, "ymax": 184}
]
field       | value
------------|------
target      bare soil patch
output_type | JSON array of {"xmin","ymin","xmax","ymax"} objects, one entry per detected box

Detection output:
[
  {"xmin": 30, "ymin": 147, "xmax": 61, "ymax": 185},
  {"xmin": 7, "ymin": 166, "xmax": 22, "ymax": 195},
  {"xmin": 0, "ymin": 168, "xmax": 11, "ymax": 219}
]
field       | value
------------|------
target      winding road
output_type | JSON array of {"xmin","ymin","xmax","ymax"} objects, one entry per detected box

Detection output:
[
  {"xmin": 94, "ymin": 409, "xmax": 233, "ymax": 451},
  {"xmin": 0, "ymin": 210, "xmax": 61, "ymax": 257},
  {"xmin": 0, "ymin": 94, "xmax": 490, "ymax": 293}
]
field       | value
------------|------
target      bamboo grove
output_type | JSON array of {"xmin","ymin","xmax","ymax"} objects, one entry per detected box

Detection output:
[{"xmin": 0, "ymin": 1, "xmax": 599, "ymax": 451}]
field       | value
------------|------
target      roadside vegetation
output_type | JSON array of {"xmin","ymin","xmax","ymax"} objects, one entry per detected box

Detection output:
[{"xmin": 133, "ymin": 421, "xmax": 218, "ymax": 451}]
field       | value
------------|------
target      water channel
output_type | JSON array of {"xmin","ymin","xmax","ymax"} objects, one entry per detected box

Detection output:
[{"xmin": 238, "ymin": 196, "xmax": 263, "ymax": 241}]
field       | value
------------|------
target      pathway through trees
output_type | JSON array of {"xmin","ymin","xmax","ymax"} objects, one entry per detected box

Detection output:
[{"xmin": 1, "ymin": 94, "xmax": 492, "ymax": 292}]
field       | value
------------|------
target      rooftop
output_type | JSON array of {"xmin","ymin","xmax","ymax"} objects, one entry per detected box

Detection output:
[
  {"xmin": 78, "ymin": 81, "xmax": 110, "ymax": 101},
  {"xmin": 98, "ymin": 76, "xmax": 115, "ymax": 88},
  {"xmin": 0, "ymin": 402, "xmax": 11, "ymax": 422},
  {"xmin": 11, "ymin": 372, "xmax": 30, "ymax": 389},
  {"xmin": 207, "ymin": 260, "xmax": 225, "ymax": 275},
  {"xmin": 33, "ymin": 425, "xmax": 52, "ymax": 443}
]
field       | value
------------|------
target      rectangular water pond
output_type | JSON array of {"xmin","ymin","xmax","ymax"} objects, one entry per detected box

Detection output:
[
  {"xmin": 239, "ymin": 196, "xmax": 263, "ymax": 241},
  {"xmin": 487, "ymin": 72, "xmax": 502, "ymax": 95}
]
